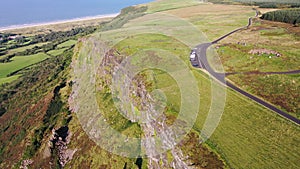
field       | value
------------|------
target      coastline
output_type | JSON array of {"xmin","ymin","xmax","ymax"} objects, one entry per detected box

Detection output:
[{"xmin": 0, "ymin": 13, "xmax": 119, "ymax": 32}]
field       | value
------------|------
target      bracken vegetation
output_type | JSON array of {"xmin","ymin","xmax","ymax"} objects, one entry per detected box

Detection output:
[{"xmin": 0, "ymin": 48, "xmax": 72, "ymax": 167}]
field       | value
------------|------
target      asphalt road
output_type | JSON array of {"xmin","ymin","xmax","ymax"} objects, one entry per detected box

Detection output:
[
  {"xmin": 193, "ymin": 16, "xmax": 300, "ymax": 125},
  {"xmin": 225, "ymin": 69, "xmax": 300, "ymax": 76}
]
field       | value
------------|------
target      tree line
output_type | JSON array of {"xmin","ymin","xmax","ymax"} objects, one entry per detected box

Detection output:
[
  {"xmin": 258, "ymin": 2, "xmax": 300, "ymax": 8},
  {"xmin": 261, "ymin": 9, "xmax": 300, "ymax": 25},
  {"xmin": 31, "ymin": 26, "xmax": 96, "ymax": 43},
  {"xmin": 208, "ymin": 0, "xmax": 300, "ymax": 8}
]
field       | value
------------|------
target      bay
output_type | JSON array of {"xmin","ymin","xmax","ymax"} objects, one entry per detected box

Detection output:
[{"xmin": 0, "ymin": 0, "xmax": 152, "ymax": 28}]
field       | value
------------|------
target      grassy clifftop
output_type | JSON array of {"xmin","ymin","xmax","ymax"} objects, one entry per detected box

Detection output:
[{"xmin": 0, "ymin": 0, "xmax": 299, "ymax": 168}]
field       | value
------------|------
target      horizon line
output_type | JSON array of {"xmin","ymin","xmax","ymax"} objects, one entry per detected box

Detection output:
[{"xmin": 0, "ymin": 13, "xmax": 119, "ymax": 32}]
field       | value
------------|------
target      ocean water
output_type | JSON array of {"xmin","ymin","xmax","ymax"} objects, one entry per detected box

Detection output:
[{"xmin": 0, "ymin": 0, "xmax": 152, "ymax": 28}]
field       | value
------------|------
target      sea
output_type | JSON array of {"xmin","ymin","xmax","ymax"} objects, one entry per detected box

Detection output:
[{"xmin": 0, "ymin": 0, "xmax": 152, "ymax": 29}]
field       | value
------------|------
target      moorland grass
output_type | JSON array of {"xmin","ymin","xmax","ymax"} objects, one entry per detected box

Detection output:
[{"xmin": 228, "ymin": 73, "xmax": 300, "ymax": 118}]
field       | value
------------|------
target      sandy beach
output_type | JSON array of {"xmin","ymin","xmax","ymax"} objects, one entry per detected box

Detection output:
[{"xmin": 0, "ymin": 13, "xmax": 119, "ymax": 32}]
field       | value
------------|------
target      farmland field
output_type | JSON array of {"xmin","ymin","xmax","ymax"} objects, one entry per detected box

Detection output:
[
  {"xmin": 8, "ymin": 42, "xmax": 47, "ymax": 54},
  {"xmin": 47, "ymin": 48, "xmax": 67, "ymax": 56},
  {"xmin": 0, "ymin": 75, "xmax": 21, "ymax": 85},
  {"xmin": 0, "ymin": 53, "xmax": 49, "ymax": 81},
  {"xmin": 57, "ymin": 39, "xmax": 77, "ymax": 48},
  {"xmin": 0, "ymin": 42, "xmax": 48, "ymax": 60},
  {"xmin": 46, "ymin": 40, "xmax": 78, "ymax": 56}
]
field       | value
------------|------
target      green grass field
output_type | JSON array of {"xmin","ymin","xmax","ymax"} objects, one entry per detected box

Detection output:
[
  {"xmin": 0, "ymin": 42, "xmax": 48, "ymax": 60},
  {"xmin": 9, "ymin": 43, "xmax": 47, "ymax": 54},
  {"xmin": 46, "ymin": 40, "xmax": 77, "ymax": 56},
  {"xmin": 0, "ymin": 75, "xmax": 22, "ymax": 85},
  {"xmin": 57, "ymin": 39, "xmax": 77, "ymax": 48},
  {"xmin": 10, "ymin": 43, "xmax": 46, "ymax": 54},
  {"xmin": 47, "ymin": 48, "xmax": 67, "ymax": 56},
  {"xmin": 216, "ymin": 44, "xmax": 300, "ymax": 72},
  {"xmin": 193, "ymin": 70, "xmax": 300, "ymax": 168},
  {"xmin": 0, "ymin": 53, "xmax": 49, "ymax": 80}
]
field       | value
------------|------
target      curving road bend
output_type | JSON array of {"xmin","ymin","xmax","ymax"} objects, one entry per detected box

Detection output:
[{"xmin": 193, "ymin": 14, "xmax": 300, "ymax": 125}]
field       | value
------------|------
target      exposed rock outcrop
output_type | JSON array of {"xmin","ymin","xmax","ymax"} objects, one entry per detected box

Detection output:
[
  {"xmin": 249, "ymin": 49, "xmax": 281, "ymax": 57},
  {"xmin": 50, "ymin": 126, "xmax": 77, "ymax": 167},
  {"xmin": 20, "ymin": 159, "xmax": 33, "ymax": 169},
  {"xmin": 98, "ymin": 49, "xmax": 190, "ymax": 168}
]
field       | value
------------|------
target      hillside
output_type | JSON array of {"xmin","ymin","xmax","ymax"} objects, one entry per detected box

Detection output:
[{"xmin": 0, "ymin": 0, "xmax": 299, "ymax": 168}]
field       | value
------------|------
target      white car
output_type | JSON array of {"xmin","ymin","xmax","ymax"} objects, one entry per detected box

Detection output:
[{"xmin": 190, "ymin": 51, "xmax": 196, "ymax": 61}]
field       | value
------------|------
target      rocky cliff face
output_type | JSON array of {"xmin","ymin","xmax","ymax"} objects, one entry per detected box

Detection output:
[{"xmin": 92, "ymin": 48, "xmax": 224, "ymax": 169}]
